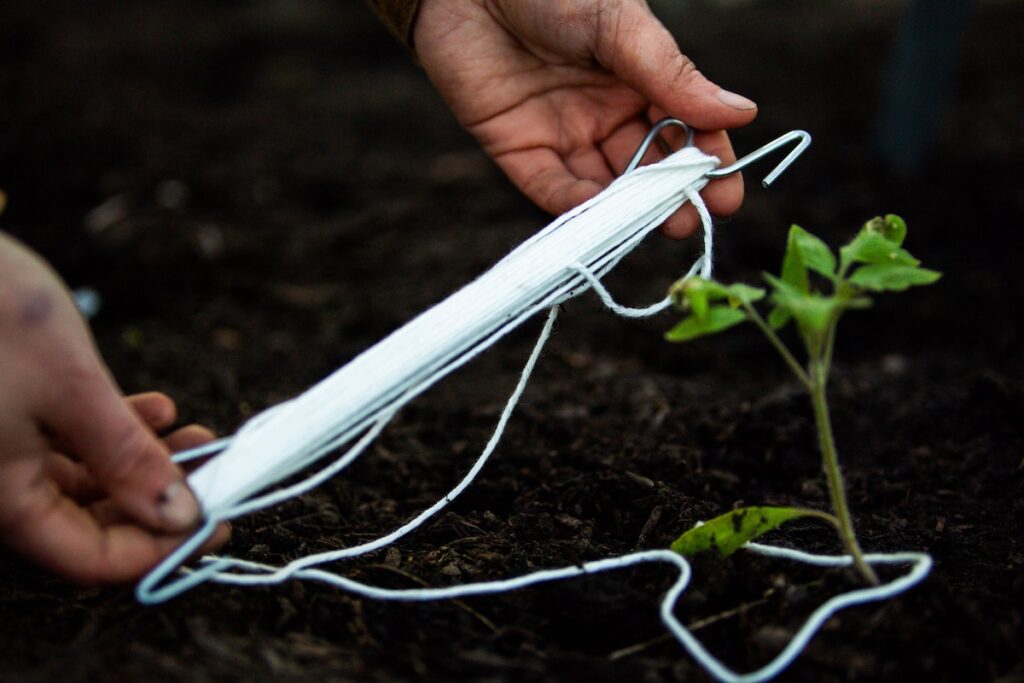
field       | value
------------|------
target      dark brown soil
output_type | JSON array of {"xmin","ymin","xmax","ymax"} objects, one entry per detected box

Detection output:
[{"xmin": 1, "ymin": 1, "xmax": 1022, "ymax": 681}]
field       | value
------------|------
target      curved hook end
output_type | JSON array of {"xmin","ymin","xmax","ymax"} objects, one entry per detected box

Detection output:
[
  {"xmin": 707, "ymin": 129, "xmax": 812, "ymax": 187},
  {"xmin": 761, "ymin": 130, "xmax": 812, "ymax": 188}
]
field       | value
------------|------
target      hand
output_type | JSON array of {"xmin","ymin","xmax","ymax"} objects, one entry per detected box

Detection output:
[
  {"xmin": 0, "ymin": 233, "xmax": 226, "ymax": 583},
  {"xmin": 415, "ymin": 0, "xmax": 758, "ymax": 238}
]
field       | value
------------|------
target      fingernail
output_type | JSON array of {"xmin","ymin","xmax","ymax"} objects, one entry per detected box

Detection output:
[
  {"xmin": 157, "ymin": 480, "xmax": 200, "ymax": 530},
  {"xmin": 717, "ymin": 89, "xmax": 757, "ymax": 111}
]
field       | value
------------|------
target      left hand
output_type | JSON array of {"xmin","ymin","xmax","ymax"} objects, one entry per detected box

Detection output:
[
  {"xmin": 0, "ymin": 389, "xmax": 228, "ymax": 583},
  {"xmin": 415, "ymin": 0, "xmax": 758, "ymax": 238},
  {"xmin": 0, "ymin": 232, "xmax": 227, "ymax": 583}
]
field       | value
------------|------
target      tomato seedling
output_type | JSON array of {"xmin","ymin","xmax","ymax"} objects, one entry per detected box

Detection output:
[{"xmin": 666, "ymin": 215, "xmax": 940, "ymax": 584}]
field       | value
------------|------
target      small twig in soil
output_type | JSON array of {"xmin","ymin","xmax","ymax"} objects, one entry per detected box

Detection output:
[
  {"xmin": 634, "ymin": 505, "xmax": 664, "ymax": 549},
  {"xmin": 362, "ymin": 564, "xmax": 499, "ymax": 634},
  {"xmin": 607, "ymin": 578, "xmax": 829, "ymax": 661},
  {"xmin": 251, "ymin": 511, "xmax": 331, "ymax": 533}
]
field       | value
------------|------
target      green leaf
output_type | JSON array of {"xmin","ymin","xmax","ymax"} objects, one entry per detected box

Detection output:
[
  {"xmin": 723, "ymin": 283, "xmax": 766, "ymax": 307},
  {"xmin": 848, "ymin": 264, "xmax": 942, "ymax": 291},
  {"xmin": 840, "ymin": 231, "xmax": 919, "ymax": 271},
  {"xmin": 767, "ymin": 306, "xmax": 791, "ymax": 330},
  {"xmin": 690, "ymin": 286, "xmax": 709, "ymax": 321},
  {"xmin": 669, "ymin": 277, "xmax": 724, "ymax": 319},
  {"xmin": 862, "ymin": 214, "xmax": 907, "ymax": 246},
  {"xmin": 765, "ymin": 273, "xmax": 846, "ymax": 335},
  {"xmin": 884, "ymin": 214, "xmax": 908, "ymax": 245},
  {"xmin": 790, "ymin": 295, "xmax": 845, "ymax": 334},
  {"xmin": 763, "ymin": 273, "xmax": 798, "ymax": 330},
  {"xmin": 766, "ymin": 273, "xmax": 812, "ymax": 327},
  {"xmin": 665, "ymin": 306, "xmax": 747, "ymax": 342},
  {"xmin": 671, "ymin": 506, "xmax": 818, "ymax": 557},
  {"xmin": 790, "ymin": 225, "xmax": 837, "ymax": 279},
  {"xmin": 763, "ymin": 272, "xmax": 802, "ymax": 296},
  {"xmin": 780, "ymin": 226, "xmax": 810, "ymax": 293},
  {"xmin": 668, "ymin": 278, "xmax": 763, "ymax": 319}
]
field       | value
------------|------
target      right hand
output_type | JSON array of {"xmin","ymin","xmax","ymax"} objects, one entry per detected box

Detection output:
[{"xmin": 415, "ymin": 0, "xmax": 758, "ymax": 238}]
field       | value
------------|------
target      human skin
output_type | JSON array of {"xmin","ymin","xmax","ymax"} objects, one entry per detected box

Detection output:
[
  {"xmin": 414, "ymin": 0, "xmax": 758, "ymax": 238},
  {"xmin": 0, "ymin": 233, "xmax": 227, "ymax": 583}
]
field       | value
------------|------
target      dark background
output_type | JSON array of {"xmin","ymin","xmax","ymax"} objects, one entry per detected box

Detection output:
[{"xmin": 1, "ymin": 1, "xmax": 1022, "ymax": 681}]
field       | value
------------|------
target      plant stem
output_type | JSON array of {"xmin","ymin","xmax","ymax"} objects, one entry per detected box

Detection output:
[
  {"xmin": 820, "ymin": 312, "xmax": 840, "ymax": 378},
  {"xmin": 741, "ymin": 299, "xmax": 876, "ymax": 584},
  {"xmin": 795, "ymin": 507, "xmax": 842, "ymax": 530},
  {"xmin": 741, "ymin": 302, "xmax": 812, "ymax": 389},
  {"xmin": 808, "ymin": 370, "xmax": 879, "ymax": 585}
]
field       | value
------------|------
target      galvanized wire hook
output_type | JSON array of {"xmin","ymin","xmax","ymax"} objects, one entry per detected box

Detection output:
[
  {"xmin": 705, "ymin": 129, "xmax": 812, "ymax": 187},
  {"xmin": 624, "ymin": 118, "xmax": 811, "ymax": 188},
  {"xmin": 623, "ymin": 118, "xmax": 694, "ymax": 174}
]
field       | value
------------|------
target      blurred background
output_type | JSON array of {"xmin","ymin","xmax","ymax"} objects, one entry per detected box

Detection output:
[{"xmin": 1, "ymin": 0, "xmax": 1020, "ymax": 387}]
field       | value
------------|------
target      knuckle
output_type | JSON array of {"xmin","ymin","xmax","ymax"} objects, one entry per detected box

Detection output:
[
  {"xmin": 66, "ymin": 533, "xmax": 129, "ymax": 585},
  {"xmin": 671, "ymin": 54, "xmax": 700, "ymax": 85},
  {"xmin": 594, "ymin": 1, "xmax": 627, "ymax": 50},
  {"xmin": 541, "ymin": 181, "xmax": 569, "ymax": 214},
  {"xmin": 521, "ymin": 169, "xmax": 555, "ymax": 212},
  {"xmin": 561, "ymin": 0, "xmax": 618, "ymax": 25},
  {"xmin": 564, "ymin": 0, "xmax": 625, "ymax": 55}
]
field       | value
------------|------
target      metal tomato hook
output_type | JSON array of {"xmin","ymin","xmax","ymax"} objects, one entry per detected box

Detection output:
[
  {"xmin": 623, "ymin": 118, "xmax": 694, "ymax": 174},
  {"xmin": 705, "ymin": 129, "xmax": 812, "ymax": 187},
  {"xmin": 624, "ymin": 118, "xmax": 812, "ymax": 188}
]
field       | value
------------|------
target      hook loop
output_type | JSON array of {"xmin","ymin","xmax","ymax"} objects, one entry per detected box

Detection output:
[{"xmin": 623, "ymin": 118, "xmax": 694, "ymax": 174}]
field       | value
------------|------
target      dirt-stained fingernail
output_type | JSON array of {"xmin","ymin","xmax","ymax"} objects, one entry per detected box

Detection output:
[
  {"xmin": 717, "ymin": 89, "xmax": 757, "ymax": 111},
  {"xmin": 157, "ymin": 480, "xmax": 200, "ymax": 530}
]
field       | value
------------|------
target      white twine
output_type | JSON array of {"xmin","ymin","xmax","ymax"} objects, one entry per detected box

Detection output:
[
  {"xmin": 190, "ymin": 546, "xmax": 931, "ymax": 683},
  {"xmin": 139, "ymin": 145, "xmax": 931, "ymax": 682},
  {"xmin": 185, "ymin": 146, "xmax": 717, "ymax": 516}
]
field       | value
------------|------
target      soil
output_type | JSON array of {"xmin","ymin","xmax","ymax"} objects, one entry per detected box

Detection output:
[{"xmin": 1, "ymin": 1, "xmax": 1022, "ymax": 681}]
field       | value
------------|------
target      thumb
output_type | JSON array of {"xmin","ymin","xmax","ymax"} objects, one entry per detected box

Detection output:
[
  {"xmin": 596, "ymin": 3, "xmax": 758, "ymax": 130},
  {"xmin": 44, "ymin": 368, "xmax": 200, "ymax": 534}
]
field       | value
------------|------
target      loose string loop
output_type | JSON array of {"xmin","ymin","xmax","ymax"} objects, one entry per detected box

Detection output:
[{"xmin": 197, "ymin": 544, "xmax": 930, "ymax": 683}]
